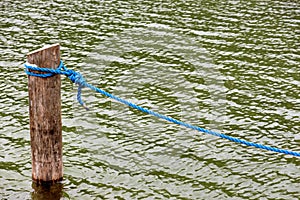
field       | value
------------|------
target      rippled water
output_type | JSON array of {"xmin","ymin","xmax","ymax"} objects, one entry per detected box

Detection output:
[{"xmin": 1, "ymin": 0, "xmax": 299, "ymax": 199}]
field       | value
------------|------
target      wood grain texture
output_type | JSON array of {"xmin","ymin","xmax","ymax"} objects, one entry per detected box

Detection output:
[{"xmin": 27, "ymin": 44, "xmax": 63, "ymax": 184}]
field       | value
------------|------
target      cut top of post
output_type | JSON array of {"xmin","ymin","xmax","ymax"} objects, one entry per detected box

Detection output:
[
  {"xmin": 27, "ymin": 43, "xmax": 60, "ymax": 70},
  {"xmin": 27, "ymin": 43, "xmax": 60, "ymax": 56}
]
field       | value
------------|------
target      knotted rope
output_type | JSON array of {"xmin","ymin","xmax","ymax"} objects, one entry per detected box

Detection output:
[
  {"xmin": 24, "ymin": 61, "xmax": 300, "ymax": 157},
  {"xmin": 25, "ymin": 61, "xmax": 88, "ymax": 110}
]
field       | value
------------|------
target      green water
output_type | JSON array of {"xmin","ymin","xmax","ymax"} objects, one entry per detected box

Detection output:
[{"xmin": 0, "ymin": 0, "xmax": 299, "ymax": 199}]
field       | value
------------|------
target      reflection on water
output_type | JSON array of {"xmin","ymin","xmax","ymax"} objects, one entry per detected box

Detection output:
[
  {"xmin": 0, "ymin": 0, "xmax": 299, "ymax": 199},
  {"xmin": 31, "ymin": 182, "xmax": 65, "ymax": 200}
]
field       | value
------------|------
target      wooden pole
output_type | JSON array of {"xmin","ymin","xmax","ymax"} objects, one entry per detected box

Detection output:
[{"xmin": 27, "ymin": 44, "xmax": 63, "ymax": 184}]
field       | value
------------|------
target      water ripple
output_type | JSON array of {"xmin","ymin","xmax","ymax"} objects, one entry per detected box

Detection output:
[{"xmin": 0, "ymin": 0, "xmax": 299, "ymax": 199}]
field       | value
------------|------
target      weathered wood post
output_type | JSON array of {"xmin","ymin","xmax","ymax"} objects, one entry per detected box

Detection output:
[{"xmin": 27, "ymin": 44, "xmax": 63, "ymax": 184}]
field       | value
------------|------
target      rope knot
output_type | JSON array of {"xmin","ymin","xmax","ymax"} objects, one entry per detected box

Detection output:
[
  {"xmin": 25, "ymin": 61, "xmax": 89, "ymax": 110},
  {"xmin": 65, "ymin": 69, "xmax": 89, "ymax": 111},
  {"xmin": 67, "ymin": 69, "xmax": 85, "ymax": 86}
]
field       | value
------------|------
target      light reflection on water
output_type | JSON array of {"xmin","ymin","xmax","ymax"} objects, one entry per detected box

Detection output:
[{"xmin": 0, "ymin": 0, "xmax": 299, "ymax": 199}]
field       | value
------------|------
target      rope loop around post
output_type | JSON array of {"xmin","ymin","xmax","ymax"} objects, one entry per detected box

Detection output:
[
  {"xmin": 24, "ymin": 60, "xmax": 300, "ymax": 157},
  {"xmin": 25, "ymin": 61, "xmax": 88, "ymax": 110}
]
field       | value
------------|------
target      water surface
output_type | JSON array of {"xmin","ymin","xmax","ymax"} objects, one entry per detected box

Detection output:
[{"xmin": 0, "ymin": 0, "xmax": 299, "ymax": 199}]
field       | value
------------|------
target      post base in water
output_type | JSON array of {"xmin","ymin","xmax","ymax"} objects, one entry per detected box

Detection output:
[
  {"xmin": 31, "ymin": 180, "xmax": 64, "ymax": 200},
  {"xmin": 32, "ymin": 177, "xmax": 63, "ymax": 186}
]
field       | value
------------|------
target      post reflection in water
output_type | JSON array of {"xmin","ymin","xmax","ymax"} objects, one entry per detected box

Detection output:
[{"xmin": 31, "ymin": 182, "xmax": 66, "ymax": 200}]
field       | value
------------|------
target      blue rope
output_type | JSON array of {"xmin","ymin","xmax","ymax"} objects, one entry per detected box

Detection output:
[
  {"xmin": 24, "ymin": 61, "xmax": 300, "ymax": 157},
  {"xmin": 25, "ymin": 61, "xmax": 88, "ymax": 110}
]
